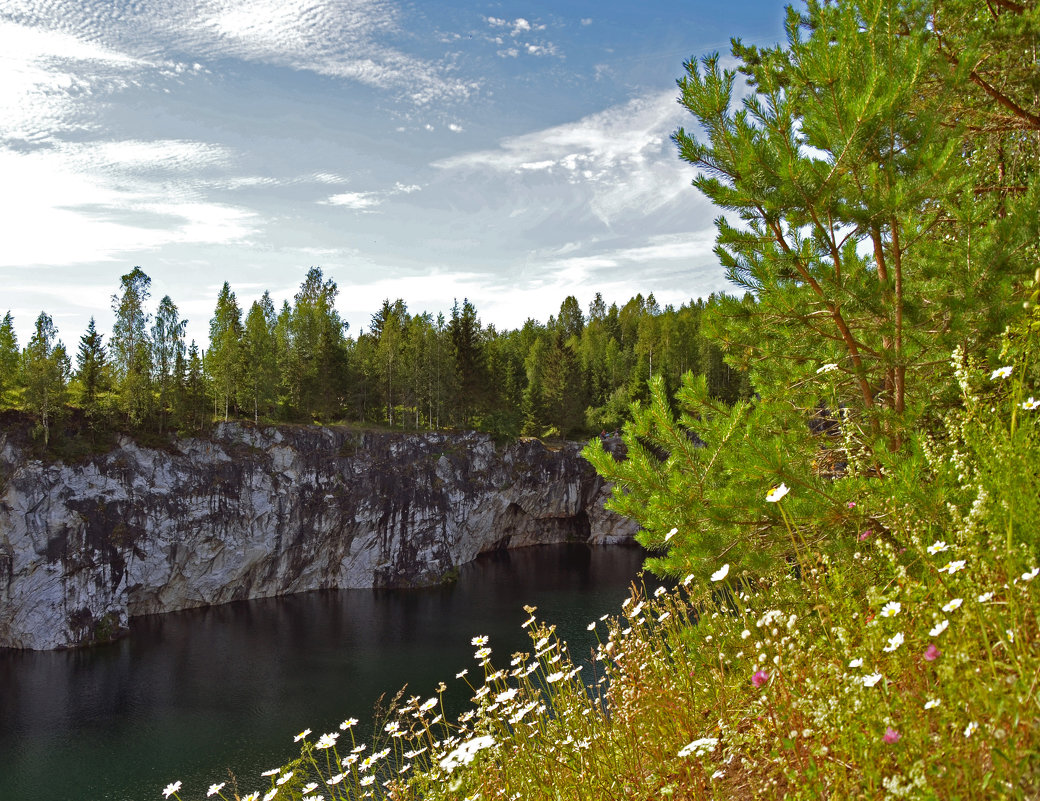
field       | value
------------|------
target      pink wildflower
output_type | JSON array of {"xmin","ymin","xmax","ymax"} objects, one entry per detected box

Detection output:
[
  {"xmin": 859, "ymin": 529, "xmax": 873, "ymax": 541},
  {"xmin": 883, "ymin": 727, "xmax": 901, "ymax": 744},
  {"xmin": 847, "ymin": 501, "xmax": 856, "ymax": 509},
  {"xmin": 752, "ymin": 670, "xmax": 769, "ymax": 688},
  {"xmin": 924, "ymin": 644, "xmax": 941, "ymax": 661}
]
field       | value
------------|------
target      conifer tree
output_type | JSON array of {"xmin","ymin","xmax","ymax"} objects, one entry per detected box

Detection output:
[
  {"xmin": 0, "ymin": 311, "xmax": 19, "ymax": 406},
  {"xmin": 240, "ymin": 292, "xmax": 278, "ymax": 423},
  {"xmin": 75, "ymin": 317, "xmax": 109, "ymax": 418},
  {"xmin": 208, "ymin": 282, "xmax": 243, "ymax": 422}
]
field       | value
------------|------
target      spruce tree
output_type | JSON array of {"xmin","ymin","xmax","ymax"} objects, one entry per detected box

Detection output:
[{"xmin": 0, "ymin": 311, "xmax": 19, "ymax": 406}]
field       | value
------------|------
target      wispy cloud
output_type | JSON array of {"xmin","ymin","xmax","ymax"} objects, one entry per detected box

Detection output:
[{"xmin": 433, "ymin": 90, "xmax": 689, "ymax": 225}]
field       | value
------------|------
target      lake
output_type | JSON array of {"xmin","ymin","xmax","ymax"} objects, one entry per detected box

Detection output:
[{"xmin": 0, "ymin": 544, "xmax": 649, "ymax": 801}]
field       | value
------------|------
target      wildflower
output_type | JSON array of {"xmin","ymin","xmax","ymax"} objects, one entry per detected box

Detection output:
[
  {"xmin": 294, "ymin": 729, "xmax": 311, "ymax": 742},
  {"xmin": 1022, "ymin": 567, "xmax": 1039, "ymax": 582},
  {"xmin": 766, "ymin": 483, "xmax": 790, "ymax": 502},
  {"xmin": 496, "ymin": 688, "xmax": 518, "ymax": 703},
  {"xmin": 546, "ymin": 671, "xmax": 566, "ymax": 683},
  {"xmin": 471, "ymin": 635, "xmax": 488, "ymax": 646},
  {"xmin": 163, "ymin": 782, "xmax": 182, "ymax": 799},
  {"xmin": 711, "ymin": 563, "xmax": 730, "ymax": 581},
  {"xmin": 848, "ymin": 658, "xmax": 863, "ymax": 668},
  {"xmin": 859, "ymin": 529, "xmax": 872, "ymax": 541},
  {"xmin": 977, "ymin": 592, "xmax": 994, "ymax": 603},
  {"xmin": 741, "ymin": 629, "xmax": 751, "ymax": 639},
  {"xmin": 862, "ymin": 673, "xmax": 883, "ymax": 687},
  {"xmin": 261, "ymin": 769, "xmax": 280, "ymax": 777},
  {"xmin": 1022, "ymin": 397, "xmax": 1039, "ymax": 411},
  {"xmin": 964, "ymin": 721, "xmax": 978, "ymax": 738},
  {"xmin": 679, "ymin": 737, "xmax": 719, "ymax": 757},
  {"xmin": 817, "ymin": 363, "xmax": 838, "ymax": 374},
  {"xmin": 938, "ymin": 560, "xmax": 966, "ymax": 574},
  {"xmin": 682, "ymin": 573, "xmax": 695, "ymax": 586},
  {"xmin": 1006, "ymin": 629, "xmax": 1015, "ymax": 643},
  {"xmin": 360, "ymin": 776, "xmax": 376, "ymax": 787},
  {"xmin": 654, "ymin": 585, "xmax": 667, "ymax": 597},
  {"xmin": 208, "ymin": 784, "xmax": 226, "ymax": 798},
  {"xmin": 276, "ymin": 772, "xmax": 294, "ymax": 785},
  {"xmin": 880, "ymin": 601, "xmax": 901, "ymax": 618},
  {"xmin": 752, "ymin": 669, "xmax": 769, "ymax": 688},
  {"xmin": 924, "ymin": 699, "xmax": 940, "ymax": 710},
  {"xmin": 929, "ymin": 620, "xmax": 949, "ymax": 637},
  {"xmin": 665, "ymin": 527, "xmax": 678, "ymax": 541},
  {"xmin": 942, "ymin": 598, "xmax": 964, "ymax": 612},
  {"xmin": 927, "ymin": 540, "xmax": 948, "ymax": 555},
  {"xmin": 924, "ymin": 644, "xmax": 941, "ymax": 661},
  {"xmin": 315, "ymin": 732, "xmax": 339, "ymax": 749},
  {"xmin": 263, "ymin": 790, "xmax": 277, "ymax": 801},
  {"xmin": 882, "ymin": 632, "xmax": 905, "ymax": 652},
  {"xmin": 339, "ymin": 718, "xmax": 358, "ymax": 730},
  {"xmin": 243, "ymin": 795, "xmax": 259, "ymax": 801},
  {"xmin": 847, "ymin": 501, "xmax": 856, "ymax": 508},
  {"xmin": 455, "ymin": 669, "xmax": 468, "ymax": 679},
  {"xmin": 301, "ymin": 785, "xmax": 319, "ymax": 795},
  {"xmin": 326, "ymin": 774, "xmax": 345, "ymax": 786},
  {"xmin": 990, "ymin": 365, "xmax": 1013, "ymax": 380},
  {"xmin": 883, "ymin": 727, "xmax": 901, "ymax": 744},
  {"xmin": 474, "ymin": 646, "xmax": 492, "ymax": 660},
  {"xmin": 439, "ymin": 735, "xmax": 496, "ymax": 773}
]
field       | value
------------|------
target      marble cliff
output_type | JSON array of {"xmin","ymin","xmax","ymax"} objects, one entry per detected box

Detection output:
[{"xmin": 0, "ymin": 424, "xmax": 636, "ymax": 650}]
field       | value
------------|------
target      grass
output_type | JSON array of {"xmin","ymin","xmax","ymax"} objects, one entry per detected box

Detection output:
[{"xmin": 162, "ymin": 348, "xmax": 1040, "ymax": 801}]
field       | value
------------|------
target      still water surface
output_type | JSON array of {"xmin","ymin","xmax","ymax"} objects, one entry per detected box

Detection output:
[{"xmin": 0, "ymin": 544, "xmax": 648, "ymax": 801}]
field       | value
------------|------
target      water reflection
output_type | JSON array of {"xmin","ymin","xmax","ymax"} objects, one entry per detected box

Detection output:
[{"xmin": 0, "ymin": 544, "xmax": 647, "ymax": 801}]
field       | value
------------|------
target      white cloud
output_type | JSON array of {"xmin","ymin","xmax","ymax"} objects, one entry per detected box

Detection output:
[
  {"xmin": 324, "ymin": 191, "xmax": 382, "ymax": 210},
  {"xmin": 433, "ymin": 90, "xmax": 690, "ymax": 225},
  {"xmin": 0, "ymin": 141, "xmax": 256, "ymax": 267}
]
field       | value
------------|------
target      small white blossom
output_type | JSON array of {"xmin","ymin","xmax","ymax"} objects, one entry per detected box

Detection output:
[
  {"xmin": 942, "ymin": 598, "xmax": 964, "ymax": 612},
  {"xmin": 882, "ymin": 632, "xmax": 905, "ymax": 652},
  {"xmin": 471, "ymin": 635, "xmax": 489, "ymax": 646},
  {"xmin": 339, "ymin": 718, "xmax": 358, "ymax": 730},
  {"xmin": 990, "ymin": 365, "xmax": 1013, "ymax": 380},
  {"xmin": 1021, "ymin": 397, "xmax": 1039, "ymax": 411},
  {"xmin": 163, "ymin": 782, "xmax": 182, "ymax": 799},
  {"xmin": 862, "ymin": 673, "xmax": 883, "ymax": 687},
  {"xmin": 766, "ymin": 483, "xmax": 790, "ymax": 502},
  {"xmin": 939, "ymin": 560, "xmax": 966, "ymax": 575},
  {"xmin": 848, "ymin": 657, "xmax": 863, "ymax": 668},
  {"xmin": 711, "ymin": 563, "xmax": 730, "ymax": 582},
  {"xmin": 924, "ymin": 699, "xmax": 941, "ymax": 710},
  {"xmin": 1021, "ymin": 567, "xmax": 1039, "ymax": 582},
  {"xmin": 207, "ymin": 784, "xmax": 226, "ymax": 798},
  {"xmin": 665, "ymin": 527, "xmax": 678, "ymax": 541},
  {"xmin": 294, "ymin": 729, "xmax": 311, "ymax": 742},
  {"xmin": 816, "ymin": 363, "xmax": 838, "ymax": 374},
  {"xmin": 927, "ymin": 540, "xmax": 948, "ymax": 555},
  {"xmin": 929, "ymin": 620, "xmax": 949, "ymax": 637},
  {"xmin": 880, "ymin": 601, "xmax": 901, "ymax": 618},
  {"xmin": 977, "ymin": 592, "xmax": 994, "ymax": 603},
  {"xmin": 964, "ymin": 721, "xmax": 978, "ymax": 737}
]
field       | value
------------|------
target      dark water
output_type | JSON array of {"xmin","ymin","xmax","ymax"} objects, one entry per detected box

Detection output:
[{"xmin": 0, "ymin": 544, "xmax": 648, "ymax": 801}]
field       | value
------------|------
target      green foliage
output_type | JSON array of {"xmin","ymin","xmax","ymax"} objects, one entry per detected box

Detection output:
[
  {"xmin": 110, "ymin": 266, "xmax": 153, "ymax": 426},
  {"xmin": 22, "ymin": 312, "xmax": 70, "ymax": 445},
  {"xmin": 0, "ymin": 311, "xmax": 20, "ymax": 404}
]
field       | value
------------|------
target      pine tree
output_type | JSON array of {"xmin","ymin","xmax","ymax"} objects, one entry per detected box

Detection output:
[
  {"xmin": 75, "ymin": 317, "xmax": 109, "ymax": 418},
  {"xmin": 208, "ymin": 282, "xmax": 243, "ymax": 422},
  {"xmin": 0, "ymin": 311, "xmax": 19, "ymax": 406},
  {"xmin": 240, "ymin": 292, "xmax": 278, "ymax": 423}
]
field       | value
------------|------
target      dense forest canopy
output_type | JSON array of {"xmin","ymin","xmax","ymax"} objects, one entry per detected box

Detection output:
[{"xmin": 0, "ymin": 271, "xmax": 749, "ymax": 447}]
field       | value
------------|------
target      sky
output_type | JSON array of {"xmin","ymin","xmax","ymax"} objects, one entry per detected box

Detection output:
[{"xmin": 1, "ymin": 0, "xmax": 789, "ymax": 348}]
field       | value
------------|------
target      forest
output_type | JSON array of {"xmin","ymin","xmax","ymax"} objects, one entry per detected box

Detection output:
[{"xmin": 0, "ymin": 269, "xmax": 749, "ymax": 448}]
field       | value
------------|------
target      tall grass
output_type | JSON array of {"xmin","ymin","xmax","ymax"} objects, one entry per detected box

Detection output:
[{"xmin": 164, "ymin": 345, "xmax": 1040, "ymax": 801}]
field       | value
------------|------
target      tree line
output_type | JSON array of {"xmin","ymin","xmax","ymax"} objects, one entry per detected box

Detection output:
[{"xmin": 0, "ymin": 268, "xmax": 749, "ymax": 446}]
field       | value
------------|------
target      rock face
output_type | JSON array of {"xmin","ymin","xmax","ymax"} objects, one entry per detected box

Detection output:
[{"xmin": 0, "ymin": 424, "xmax": 636, "ymax": 650}]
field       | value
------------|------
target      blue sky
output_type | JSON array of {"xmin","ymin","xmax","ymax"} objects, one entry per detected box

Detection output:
[{"xmin": 1, "ymin": 0, "xmax": 788, "ymax": 347}]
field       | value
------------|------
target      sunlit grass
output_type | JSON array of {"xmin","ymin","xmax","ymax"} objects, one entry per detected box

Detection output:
[{"xmin": 164, "ymin": 352, "xmax": 1040, "ymax": 800}]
